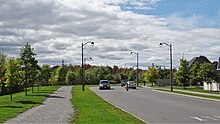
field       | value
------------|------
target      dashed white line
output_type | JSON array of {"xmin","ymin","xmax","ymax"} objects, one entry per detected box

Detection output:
[
  {"xmin": 214, "ymin": 116, "xmax": 220, "ymax": 119},
  {"xmin": 190, "ymin": 116, "xmax": 204, "ymax": 121},
  {"xmin": 201, "ymin": 116, "xmax": 218, "ymax": 121}
]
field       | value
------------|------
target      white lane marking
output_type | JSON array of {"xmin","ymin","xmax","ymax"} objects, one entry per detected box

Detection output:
[
  {"xmin": 190, "ymin": 116, "xmax": 204, "ymax": 121},
  {"xmin": 201, "ymin": 116, "xmax": 218, "ymax": 121},
  {"xmin": 214, "ymin": 116, "xmax": 220, "ymax": 119}
]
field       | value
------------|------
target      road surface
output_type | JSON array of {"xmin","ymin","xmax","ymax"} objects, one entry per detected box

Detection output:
[{"xmin": 90, "ymin": 86, "xmax": 220, "ymax": 123}]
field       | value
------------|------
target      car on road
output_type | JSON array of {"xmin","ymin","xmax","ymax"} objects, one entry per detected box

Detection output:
[
  {"xmin": 127, "ymin": 81, "xmax": 136, "ymax": 89},
  {"xmin": 99, "ymin": 80, "xmax": 111, "ymax": 89}
]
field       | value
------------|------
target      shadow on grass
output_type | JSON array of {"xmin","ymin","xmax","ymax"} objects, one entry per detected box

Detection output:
[
  {"xmin": 0, "ymin": 105, "xmax": 23, "ymax": 108},
  {"xmin": 27, "ymin": 94, "xmax": 49, "ymax": 97},
  {"xmin": 47, "ymin": 95, "xmax": 65, "ymax": 99},
  {"xmin": 34, "ymin": 91, "xmax": 54, "ymax": 93},
  {"xmin": 16, "ymin": 100, "xmax": 42, "ymax": 105}
]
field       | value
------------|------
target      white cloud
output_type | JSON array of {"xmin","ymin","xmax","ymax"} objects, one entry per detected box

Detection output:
[{"xmin": 0, "ymin": 0, "xmax": 220, "ymax": 68}]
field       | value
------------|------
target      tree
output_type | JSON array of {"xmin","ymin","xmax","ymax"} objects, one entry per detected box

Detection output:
[
  {"xmin": 66, "ymin": 70, "xmax": 76, "ymax": 85},
  {"xmin": 174, "ymin": 59, "xmax": 190, "ymax": 88},
  {"xmin": 20, "ymin": 42, "xmax": 38, "ymax": 94},
  {"xmin": 55, "ymin": 66, "xmax": 68, "ymax": 84},
  {"xmin": 197, "ymin": 63, "xmax": 218, "ymax": 83},
  {"xmin": 5, "ymin": 58, "xmax": 24, "ymax": 100},
  {"xmin": 40, "ymin": 64, "xmax": 51, "ymax": 86},
  {"xmin": 0, "ymin": 52, "xmax": 7, "ymax": 94},
  {"xmin": 189, "ymin": 62, "xmax": 201, "ymax": 86},
  {"xmin": 144, "ymin": 64, "xmax": 159, "ymax": 86}
]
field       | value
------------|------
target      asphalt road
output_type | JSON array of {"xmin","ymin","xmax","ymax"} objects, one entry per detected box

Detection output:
[{"xmin": 90, "ymin": 86, "xmax": 220, "ymax": 124}]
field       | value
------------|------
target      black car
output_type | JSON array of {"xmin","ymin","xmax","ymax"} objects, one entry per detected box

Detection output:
[{"xmin": 99, "ymin": 80, "xmax": 111, "ymax": 89}]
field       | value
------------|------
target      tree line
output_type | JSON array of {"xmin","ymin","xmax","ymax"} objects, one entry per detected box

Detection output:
[
  {"xmin": 145, "ymin": 59, "xmax": 220, "ymax": 88},
  {"xmin": 1, "ymin": 43, "xmax": 219, "ymax": 99}
]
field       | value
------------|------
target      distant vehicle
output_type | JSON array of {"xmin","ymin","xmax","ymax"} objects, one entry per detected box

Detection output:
[
  {"xmin": 121, "ymin": 80, "xmax": 127, "ymax": 87},
  {"xmin": 99, "ymin": 80, "xmax": 111, "ymax": 89},
  {"xmin": 127, "ymin": 81, "xmax": 136, "ymax": 89}
]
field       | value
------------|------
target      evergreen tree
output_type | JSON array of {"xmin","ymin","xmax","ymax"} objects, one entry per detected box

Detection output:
[{"xmin": 20, "ymin": 42, "xmax": 38, "ymax": 94}]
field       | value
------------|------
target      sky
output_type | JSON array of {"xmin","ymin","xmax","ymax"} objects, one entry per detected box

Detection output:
[{"xmin": 0, "ymin": 0, "xmax": 220, "ymax": 69}]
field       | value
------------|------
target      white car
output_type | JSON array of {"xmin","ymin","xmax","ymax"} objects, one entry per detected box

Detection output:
[
  {"xmin": 99, "ymin": 80, "xmax": 111, "ymax": 89},
  {"xmin": 127, "ymin": 81, "xmax": 136, "ymax": 89}
]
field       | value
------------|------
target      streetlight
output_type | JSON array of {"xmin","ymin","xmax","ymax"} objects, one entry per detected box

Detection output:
[
  {"xmin": 159, "ymin": 42, "xmax": 173, "ymax": 91},
  {"xmin": 84, "ymin": 57, "xmax": 92, "ymax": 65},
  {"xmin": 131, "ymin": 51, "xmax": 139, "ymax": 87},
  {"xmin": 82, "ymin": 41, "xmax": 94, "ymax": 91}
]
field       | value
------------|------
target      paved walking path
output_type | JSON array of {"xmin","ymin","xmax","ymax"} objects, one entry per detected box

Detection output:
[{"xmin": 4, "ymin": 86, "xmax": 74, "ymax": 124}]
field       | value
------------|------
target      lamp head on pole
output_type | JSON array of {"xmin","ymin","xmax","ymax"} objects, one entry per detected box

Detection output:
[{"xmin": 91, "ymin": 42, "xmax": 94, "ymax": 46}]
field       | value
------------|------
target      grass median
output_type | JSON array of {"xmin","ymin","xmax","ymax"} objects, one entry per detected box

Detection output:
[
  {"xmin": 153, "ymin": 86, "xmax": 220, "ymax": 95},
  {"xmin": 157, "ymin": 89, "xmax": 220, "ymax": 100},
  {"xmin": 72, "ymin": 85, "xmax": 145, "ymax": 124},
  {"xmin": 0, "ymin": 86, "xmax": 60, "ymax": 123}
]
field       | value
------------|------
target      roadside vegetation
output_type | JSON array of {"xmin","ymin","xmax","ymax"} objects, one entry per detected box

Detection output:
[
  {"xmin": 0, "ymin": 86, "xmax": 60, "ymax": 123},
  {"xmin": 71, "ymin": 85, "xmax": 145, "ymax": 124}
]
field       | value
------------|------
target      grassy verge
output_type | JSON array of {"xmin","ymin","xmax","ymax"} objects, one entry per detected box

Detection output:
[
  {"xmin": 72, "ymin": 85, "xmax": 145, "ymax": 124},
  {"xmin": 157, "ymin": 89, "xmax": 220, "ymax": 100},
  {"xmin": 152, "ymin": 85, "xmax": 220, "ymax": 95},
  {"xmin": 0, "ymin": 86, "xmax": 60, "ymax": 123}
]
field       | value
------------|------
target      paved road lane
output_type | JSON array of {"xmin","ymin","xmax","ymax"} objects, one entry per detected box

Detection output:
[{"xmin": 90, "ymin": 86, "xmax": 220, "ymax": 123}]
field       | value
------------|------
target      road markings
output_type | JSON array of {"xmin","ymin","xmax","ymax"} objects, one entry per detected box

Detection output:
[
  {"xmin": 214, "ymin": 116, "xmax": 220, "ymax": 119},
  {"xmin": 201, "ymin": 116, "xmax": 218, "ymax": 121},
  {"xmin": 190, "ymin": 116, "xmax": 204, "ymax": 121}
]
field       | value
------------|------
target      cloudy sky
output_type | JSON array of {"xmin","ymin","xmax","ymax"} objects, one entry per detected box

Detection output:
[{"xmin": 0, "ymin": 0, "xmax": 220, "ymax": 69}]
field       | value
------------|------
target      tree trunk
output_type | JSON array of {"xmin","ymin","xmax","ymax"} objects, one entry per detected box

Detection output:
[
  {"xmin": 32, "ymin": 81, "xmax": 34, "ymax": 93},
  {"xmin": 10, "ymin": 86, "xmax": 12, "ymax": 100},
  {"xmin": 38, "ymin": 81, "xmax": 39, "ymax": 91}
]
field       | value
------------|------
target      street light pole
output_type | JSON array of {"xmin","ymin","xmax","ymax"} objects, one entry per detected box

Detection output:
[
  {"xmin": 159, "ymin": 42, "xmax": 173, "ymax": 91},
  {"xmin": 81, "ymin": 41, "xmax": 94, "ymax": 91},
  {"xmin": 81, "ymin": 43, "xmax": 84, "ymax": 91},
  {"xmin": 131, "ymin": 52, "xmax": 139, "ymax": 87},
  {"xmin": 84, "ymin": 57, "xmax": 92, "ymax": 65}
]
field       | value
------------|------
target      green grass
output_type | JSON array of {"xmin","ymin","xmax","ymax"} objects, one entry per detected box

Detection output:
[
  {"xmin": 174, "ymin": 86, "xmax": 220, "ymax": 94},
  {"xmin": 72, "ymin": 85, "xmax": 145, "ymax": 124},
  {"xmin": 0, "ymin": 86, "xmax": 60, "ymax": 123},
  {"xmin": 153, "ymin": 85, "xmax": 220, "ymax": 95},
  {"xmin": 157, "ymin": 89, "xmax": 220, "ymax": 100}
]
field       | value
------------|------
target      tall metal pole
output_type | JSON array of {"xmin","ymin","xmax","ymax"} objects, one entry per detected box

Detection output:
[
  {"xmin": 170, "ymin": 44, "xmax": 173, "ymax": 91},
  {"xmin": 137, "ymin": 53, "xmax": 139, "ymax": 87},
  {"xmin": 159, "ymin": 42, "xmax": 173, "ymax": 91},
  {"xmin": 81, "ymin": 43, "xmax": 84, "ymax": 91}
]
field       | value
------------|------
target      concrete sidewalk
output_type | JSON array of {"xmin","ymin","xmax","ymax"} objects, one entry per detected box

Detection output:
[{"xmin": 4, "ymin": 86, "xmax": 74, "ymax": 124}]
